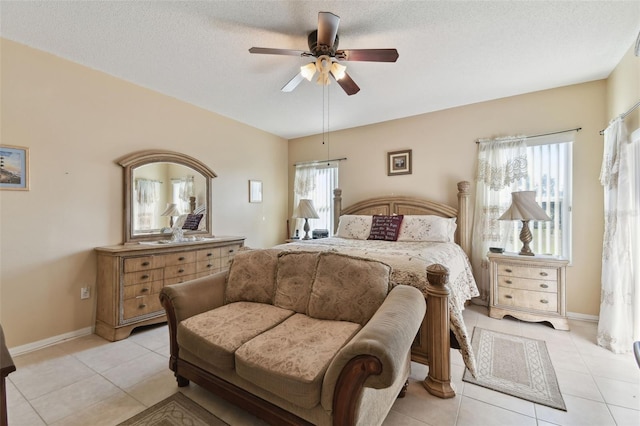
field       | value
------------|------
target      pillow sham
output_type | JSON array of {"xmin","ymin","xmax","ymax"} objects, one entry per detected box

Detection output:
[
  {"xmin": 335, "ymin": 215, "xmax": 373, "ymax": 240},
  {"xmin": 396, "ymin": 215, "xmax": 457, "ymax": 242},
  {"xmin": 368, "ymin": 215, "xmax": 404, "ymax": 241},
  {"xmin": 182, "ymin": 214, "xmax": 204, "ymax": 230}
]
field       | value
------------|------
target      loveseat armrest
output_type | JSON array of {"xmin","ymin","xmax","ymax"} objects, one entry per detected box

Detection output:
[
  {"xmin": 160, "ymin": 271, "xmax": 227, "ymax": 323},
  {"xmin": 321, "ymin": 285, "xmax": 426, "ymax": 410}
]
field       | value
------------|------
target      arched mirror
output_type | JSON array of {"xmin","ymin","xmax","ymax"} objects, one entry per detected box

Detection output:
[{"xmin": 118, "ymin": 150, "xmax": 216, "ymax": 244}]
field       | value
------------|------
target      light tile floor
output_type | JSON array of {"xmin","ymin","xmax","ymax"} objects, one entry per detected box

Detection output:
[{"xmin": 6, "ymin": 305, "xmax": 640, "ymax": 425}]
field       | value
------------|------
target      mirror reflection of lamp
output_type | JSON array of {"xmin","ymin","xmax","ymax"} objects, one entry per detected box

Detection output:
[
  {"xmin": 499, "ymin": 191, "xmax": 551, "ymax": 256},
  {"xmin": 293, "ymin": 199, "xmax": 320, "ymax": 240},
  {"xmin": 161, "ymin": 203, "xmax": 181, "ymax": 227}
]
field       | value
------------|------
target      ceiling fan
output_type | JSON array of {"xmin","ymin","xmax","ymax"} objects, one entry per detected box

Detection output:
[{"xmin": 249, "ymin": 11, "xmax": 399, "ymax": 96}]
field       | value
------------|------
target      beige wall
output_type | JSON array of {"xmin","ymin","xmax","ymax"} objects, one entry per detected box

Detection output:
[
  {"xmin": 289, "ymin": 81, "xmax": 608, "ymax": 317},
  {"xmin": 0, "ymin": 39, "xmax": 288, "ymax": 347},
  {"xmin": 606, "ymin": 43, "xmax": 640, "ymax": 128}
]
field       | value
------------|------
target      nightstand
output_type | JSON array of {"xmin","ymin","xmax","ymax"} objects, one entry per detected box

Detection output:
[{"xmin": 488, "ymin": 252, "xmax": 569, "ymax": 330}]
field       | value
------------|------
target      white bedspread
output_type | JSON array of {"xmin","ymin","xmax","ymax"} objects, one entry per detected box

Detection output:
[{"xmin": 273, "ymin": 237, "xmax": 479, "ymax": 375}]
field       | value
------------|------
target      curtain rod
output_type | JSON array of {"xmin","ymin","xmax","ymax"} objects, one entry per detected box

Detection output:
[
  {"xmin": 599, "ymin": 100, "xmax": 640, "ymax": 135},
  {"xmin": 293, "ymin": 157, "xmax": 347, "ymax": 166},
  {"xmin": 475, "ymin": 127, "xmax": 582, "ymax": 144}
]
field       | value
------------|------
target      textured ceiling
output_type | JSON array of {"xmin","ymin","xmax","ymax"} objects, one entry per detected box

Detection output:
[{"xmin": 2, "ymin": 1, "xmax": 639, "ymax": 139}]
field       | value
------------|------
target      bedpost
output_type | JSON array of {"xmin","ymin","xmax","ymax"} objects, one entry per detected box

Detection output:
[
  {"xmin": 456, "ymin": 181, "xmax": 471, "ymax": 258},
  {"xmin": 422, "ymin": 264, "xmax": 455, "ymax": 398},
  {"xmin": 333, "ymin": 188, "xmax": 342, "ymax": 234}
]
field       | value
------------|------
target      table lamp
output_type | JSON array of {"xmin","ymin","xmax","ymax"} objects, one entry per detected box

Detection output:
[
  {"xmin": 160, "ymin": 203, "xmax": 181, "ymax": 227},
  {"xmin": 294, "ymin": 199, "xmax": 320, "ymax": 240},
  {"xmin": 499, "ymin": 191, "xmax": 551, "ymax": 256}
]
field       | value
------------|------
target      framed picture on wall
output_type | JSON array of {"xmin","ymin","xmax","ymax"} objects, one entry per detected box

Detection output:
[
  {"xmin": 249, "ymin": 180, "xmax": 263, "ymax": 203},
  {"xmin": 0, "ymin": 145, "xmax": 29, "ymax": 190},
  {"xmin": 387, "ymin": 149, "xmax": 412, "ymax": 176}
]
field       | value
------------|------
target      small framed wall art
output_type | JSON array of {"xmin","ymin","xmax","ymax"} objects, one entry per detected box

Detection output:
[
  {"xmin": 0, "ymin": 145, "xmax": 30, "ymax": 190},
  {"xmin": 387, "ymin": 149, "xmax": 412, "ymax": 176},
  {"xmin": 249, "ymin": 179, "xmax": 263, "ymax": 203}
]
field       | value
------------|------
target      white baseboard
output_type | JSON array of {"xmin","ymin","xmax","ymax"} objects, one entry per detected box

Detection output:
[
  {"xmin": 567, "ymin": 312, "xmax": 599, "ymax": 322},
  {"xmin": 9, "ymin": 326, "xmax": 94, "ymax": 357}
]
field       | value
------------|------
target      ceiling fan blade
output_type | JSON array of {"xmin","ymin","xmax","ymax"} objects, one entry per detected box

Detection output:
[
  {"xmin": 336, "ymin": 49, "xmax": 399, "ymax": 62},
  {"xmin": 249, "ymin": 47, "xmax": 309, "ymax": 57},
  {"xmin": 331, "ymin": 71, "xmax": 360, "ymax": 96},
  {"xmin": 281, "ymin": 72, "xmax": 305, "ymax": 92},
  {"xmin": 317, "ymin": 12, "xmax": 340, "ymax": 48}
]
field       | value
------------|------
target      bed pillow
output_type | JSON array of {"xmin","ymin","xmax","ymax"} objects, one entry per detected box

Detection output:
[
  {"xmin": 335, "ymin": 215, "xmax": 373, "ymax": 240},
  {"xmin": 397, "ymin": 215, "xmax": 457, "ymax": 242},
  {"xmin": 181, "ymin": 214, "xmax": 204, "ymax": 230},
  {"xmin": 367, "ymin": 215, "xmax": 404, "ymax": 241}
]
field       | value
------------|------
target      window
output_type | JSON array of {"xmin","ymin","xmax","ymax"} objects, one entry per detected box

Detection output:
[
  {"xmin": 292, "ymin": 162, "xmax": 339, "ymax": 237},
  {"xmin": 505, "ymin": 139, "xmax": 573, "ymax": 260}
]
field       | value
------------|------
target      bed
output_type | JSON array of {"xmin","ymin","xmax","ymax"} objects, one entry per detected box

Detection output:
[{"xmin": 274, "ymin": 181, "xmax": 478, "ymax": 398}]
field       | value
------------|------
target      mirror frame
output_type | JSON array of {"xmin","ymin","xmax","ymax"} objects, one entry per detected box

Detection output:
[{"xmin": 118, "ymin": 150, "xmax": 217, "ymax": 244}]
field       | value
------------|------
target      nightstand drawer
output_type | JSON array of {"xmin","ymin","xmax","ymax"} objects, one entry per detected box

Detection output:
[
  {"xmin": 496, "ymin": 276, "xmax": 557, "ymax": 293},
  {"xmin": 497, "ymin": 264, "xmax": 557, "ymax": 281},
  {"xmin": 497, "ymin": 288, "xmax": 558, "ymax": 312}
]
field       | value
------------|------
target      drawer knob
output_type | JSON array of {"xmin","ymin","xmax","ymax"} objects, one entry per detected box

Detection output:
[
  {"xmin": 141, "ymin": 287, "xmax": 149, "ymax": 293},
  {"xmin": 178, "ymin": 256, "xmax": 185, "ymax": 261},
  {"xmin": 141, "ymin": 261, "xmax": 150, "ymax": 266},
  {"xmin": 141, "ymin": 274, "xmax": 149, "ymax": 279},
  {"xmin": 139, "ymin": 304, "xmax": 147, "ymax": 309},
  {"xmin": 229, "ymin": 249, "xmax": 234, "ymax": 253},
  {"xmin": 178, "ymin": 269, "xmax": 184, "ymax": 273},
  {"xmin": 540, "ymin": 299, "xmax": 549, "ymax": 304},
  {"xmin": 505, "ymin": 295, "xmax": 513, "ymax": 299},
  {"xmin": 540, "ymin": 272, "xmax": 548, "ymax": 277},
  {"xmin": 505, "ymin": 280, "xmax": 513, "ymax": 284},
  {"xmin": 207, "ymin": 264, "xmax": 213, "ymax": 268},
  {"xmin": 505, "ymin": 268, "xmax": 513, "ymax": 273},
  {"xmin": 207, "ymin": 253, "xmax": 213, "ymax": 257},
  {"xmin": 540, "ymin": 284, "xmax": 549, "ymax": 289}
]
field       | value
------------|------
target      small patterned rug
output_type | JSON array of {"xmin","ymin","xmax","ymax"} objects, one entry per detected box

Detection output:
[
  {"xmin": 462, "ymin": 327, "xmax": 566, "ymax": 411},
  {"xmin": 118, "ymin": 392, "xmax": 229, "ymax": 426}
]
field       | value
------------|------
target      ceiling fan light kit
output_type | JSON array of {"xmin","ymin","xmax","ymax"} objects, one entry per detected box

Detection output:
[{"xmin": 249, "ymin": 11, "xmax": 398, "ymax": 95}]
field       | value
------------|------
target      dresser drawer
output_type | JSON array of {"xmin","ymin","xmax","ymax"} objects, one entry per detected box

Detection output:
[
  {"xmin": 162, "ymin": 252, "xmax": 196, "ymax": 266},
  {"xmin": 123, "ymin": 281, "xmax": 163, "ymax": 299},
  {"xmin": 196, "ymin": 258, "xmax": 221, "ymax": 273},
  {"xmin": 123, "ymin": 256, "xmax": 159, "ymax": 272},
  {"xmin": 223, "ymin": 244, "xmax": 241, "ymax": 258},
  {"xmin": 497, "ymin": 287, "xmax": 559, "ymax": 312},
  {"xmin": 164, "ymin": 263, "xmax": 196, "ymax": 278},
  {"xmin": 165, "ymin": 274, "xmax": 198, "ymax": 285},
  {"xmin": 123, "ymin": 295, "xmax": 163, "ymax": 320},
  {"xmin": 197, "ymin": 247, "xmax": 221, "ymax": 261},
  {"xmin": 496, "ymin": 276, "xmax": 557, "ymax": 293},
  {"xmin": 123, "ymin": 268, "xmax": 164, "ymax": 286},
  {"xmin": 497, "ymin": 264, "xmax": 557, "ymax": 281}
]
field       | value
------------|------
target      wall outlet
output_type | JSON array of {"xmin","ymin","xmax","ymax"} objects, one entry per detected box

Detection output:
[{"xmin": 80, "ymin": 287, "xmax": 90, "ymax": 300}]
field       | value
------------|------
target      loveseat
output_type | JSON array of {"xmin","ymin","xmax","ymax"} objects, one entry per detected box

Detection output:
[{"xmin": 159, "ymin": 249, "xmax": 426, "ymax": 426}]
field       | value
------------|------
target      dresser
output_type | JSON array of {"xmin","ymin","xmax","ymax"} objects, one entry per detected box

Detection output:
[
  {"xmin": 95, "ymin": 236, "xmax": 244, "ymax": 341},
  {"xmin": 488, "ymin": 252, "xmax": 569, "ymax": 330}
]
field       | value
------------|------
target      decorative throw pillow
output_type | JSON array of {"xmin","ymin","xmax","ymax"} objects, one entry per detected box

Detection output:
[
  {"xmin": 182, "ymin": 214, "xmax": 203, "ymax": 230},
  {"xmin": 274, "ymin": 251, "xmax": 320, "ymax": 314},
  {"xmin": 335, "ymin": 215, "xmax": 373, "ymax": 240},
  {"xmin": 367, "ymin": 215, "xmax": 404, "ymax": 241},
  {"xmin": 396, "ymin": 215, "xmax": 457, "ymax": 242}
]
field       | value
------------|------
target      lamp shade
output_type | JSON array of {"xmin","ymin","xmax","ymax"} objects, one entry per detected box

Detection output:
[
  {"xmin": 499, "ymin": 191, "xmax": 550, "ymax": 221},
  {"xmin": 160, "ymin": 203, "xmax": 181, "ymax": 217},
  {"xmin": 294, "ymin": 199, "xmax": 320, "ymax": 219}
]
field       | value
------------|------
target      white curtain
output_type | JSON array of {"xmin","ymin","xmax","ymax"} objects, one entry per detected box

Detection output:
[
  {"xmin": 292, "ymin": 162, "xmax": 338, "ymax": 238},
  {"xmin": 598, "ymin": 117, "xmax": 640, "ymax": 354},
  {"xmin": 471, "ymin": 137, "xmax": 529, "ymax": 303},
  {"xmin": 134, "ymin": 179, "xmax": 160, "ymax": 230}
]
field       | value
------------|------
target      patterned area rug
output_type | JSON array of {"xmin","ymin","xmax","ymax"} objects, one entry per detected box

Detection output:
[
  {"xmin": 118, "ymin": 392, "xmax": 229, "ymax": 426},
  {"xmin": 462, "ymin": 327, "xmax": 567, "ymax": 411}
]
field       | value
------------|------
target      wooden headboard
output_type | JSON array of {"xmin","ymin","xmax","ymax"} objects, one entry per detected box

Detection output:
[{"xmin": 333, "ymin": 181, "xmax": 471, "ymax": 257}]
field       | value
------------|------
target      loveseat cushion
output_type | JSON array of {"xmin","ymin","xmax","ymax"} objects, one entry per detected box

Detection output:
[
  {"xmin": 178, "ymin": 302, "xmax": 294, "ymax": 370},
  {"xmin": 273, "ymin": 251, "xmax": 319, "ymax": 314},
  {"xmin": 308, "ymin": 252, "xmax": 391, "ymax": 326},
  {"xmin": 235, "ymin": 313, "xmax": 361, "ymax": 409},
  {"xmin": 225, "ymin": 249, "xmax": 280, "ymax": 304}
]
